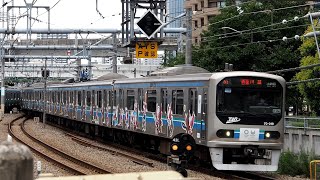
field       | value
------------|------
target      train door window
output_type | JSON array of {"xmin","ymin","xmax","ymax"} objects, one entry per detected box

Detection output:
[
  {"xmin": 97, "ymin": 91, "xmax": 102, "ymax": 108},
  {"xmin": 70, "ymin": 91, "xmax": 73, "ymax": 104},
  {"xmin": 103, "ymin": 90, "xmax": 108, "ymax": 107},
  {"xmin": 63, "ymin": 91, "xmax": 67, "ymax": 104},
  {"xmin": 161, "ymin": 89, "xmax": 168, "ymax": 112},
  {"xmin": 77, "ymin": 91, "xmax": 81, "ymax": 106},
  {"xmin": 74, "ymin": 91, "xmax": 77, "ymax": 105},
  {"xmin": 189, "ymin": 89, "xmax": 198, "ymax": 114},
  {"xmin": 119, "ymin": 89, "xmax": 124, "ymax": 108},
  {"xmin": 82, "ymin": 90, "xmax": 86, "ymax": 106},
  {"xmin": 138, "ymin": 88, "xmax": 143, "ymax": 109},
  {"xmin": 92, "ymin": 90, "xmax": 96, "ymax": 107},
  {"xmin": 147, "ymin": 90, "xmax": 157, "ymax": 112},
  {"xmin": 108, "ymin": 91, "xmax": 112, "ymax": 107},
  {"xmin": 87, "ymin": 91, "xmax": 91, "ymax": 106},
  {"xmin": 203, "ymin": 88, "xmax": 208, "ymax": 117},
  {"xmin": 52, "ymin": 92, "xmax": 55, "ymax": 103},
  {"xmin": 172, "ymin": 90, "xmax": 184, "ymax": 114},
  {"xmin": 127, "ymin": 90, "xmax": 135, "ymax": 110},
  {"xmin": 57, "ymin": 92, "xmax": 61, "ymax": 103}
]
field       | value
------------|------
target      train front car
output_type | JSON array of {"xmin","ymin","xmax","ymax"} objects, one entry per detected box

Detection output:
[{"xmin": 207, "ymin": 72, "xmax": 285, "ymax": 171}]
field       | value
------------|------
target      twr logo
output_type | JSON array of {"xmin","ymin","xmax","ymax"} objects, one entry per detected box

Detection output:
[{"xmin": 226, "ymin": 117, "xmax": 241, "ymax": 124}]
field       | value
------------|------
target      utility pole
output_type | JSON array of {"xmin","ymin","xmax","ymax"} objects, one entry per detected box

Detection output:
[
  {"xmin": 42, "ymin": 57, "xmax": 47, "ymax": 128},
  {"xmin": 185, "ymin": 8, "xmax": 192, "ymax": 65},
  {"xmin": 112, "ymin": 33, "xmax": 117, "ymax": 73}
]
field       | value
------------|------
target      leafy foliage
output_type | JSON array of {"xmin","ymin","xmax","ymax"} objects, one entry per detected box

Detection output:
[{"xmin": 295, "ymin": 21, "xmax": 320, "ymax": 115}]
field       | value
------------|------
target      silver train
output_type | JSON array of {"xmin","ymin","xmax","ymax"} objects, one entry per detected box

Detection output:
[{"xmin": 21, "ymin": 67, "xmax": 285, "ymax": 171}]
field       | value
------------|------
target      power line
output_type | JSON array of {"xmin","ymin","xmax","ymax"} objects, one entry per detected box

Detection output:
[{"xmin": 207, "ymin": 1, "xmax": 319, "ymax": 26}]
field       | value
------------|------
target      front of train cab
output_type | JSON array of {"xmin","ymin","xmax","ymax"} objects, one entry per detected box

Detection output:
[{"xmin": 207, "ymin": 72, "xmax": 285, "ymax": 171}]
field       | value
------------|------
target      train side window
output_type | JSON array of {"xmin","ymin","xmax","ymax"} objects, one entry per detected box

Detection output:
[
  {"xmin": 74, "ymin": 91, "xmax": 77, "ymax": 105},
  {"xmin": 172, "ymin": 90, "xmax": 184, "ymax": 115},
  {"xmin": 97, "ymin": 91, "xmax": 102, "ymax": 108},
  {"xmin": 189, "ymin": 89, "xmax": 198, "ymax": 114},
  {"xmin": 77, "ymin": 91, "xmax": 81, "ymax": 106},
  {"xmin": 108, "ymin": 91, "xmax": 112, "ymax": 107},
  {"xmin": 87, "ymin": 91, "xmax": 91, "ymax": 106},
  {"xmin": 127, "ymin": 90, "xmax": 135, "ymax": 110},
  {"xmin": 64, "ymin": 91, "xmax": 67, "ymax": 104},
  {"xmin": 161, "ymin": 89, "xmax": 168, "ymax": 112},
  {"xmin": 147, "ymin": 90, "xmax": 157, "ymax": 112}
]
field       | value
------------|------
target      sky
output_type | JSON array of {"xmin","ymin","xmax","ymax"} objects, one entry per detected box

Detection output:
[{"xmin": 8, "ymin": 0, "xmax": 125, "ymax": 38}]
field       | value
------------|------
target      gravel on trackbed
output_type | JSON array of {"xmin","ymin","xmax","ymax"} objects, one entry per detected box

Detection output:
[{"xmin": 0, "ymin": 113, "xmax": 310, "ymax": 180}]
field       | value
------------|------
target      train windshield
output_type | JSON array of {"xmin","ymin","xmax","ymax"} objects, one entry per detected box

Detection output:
[{"xmin": 216, "ymin": 77, "xmax": 283, "ymax": 125}]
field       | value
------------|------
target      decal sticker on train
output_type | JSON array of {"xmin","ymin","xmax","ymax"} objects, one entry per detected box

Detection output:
[{"xmin": 226, "ymin": 117, "xmax": 241, "ymax": 124}]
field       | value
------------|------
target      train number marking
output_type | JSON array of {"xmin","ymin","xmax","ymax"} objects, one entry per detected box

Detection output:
[{"xmin": 264, "ymin": 122, "xmax": 274, "ymax": 126}]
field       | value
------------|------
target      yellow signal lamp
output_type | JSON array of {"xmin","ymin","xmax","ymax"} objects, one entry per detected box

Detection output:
[
  {"xmin": 186, "ymin": 144, "xmax": 192, "ymax": 151},
  {"xmin": 171, "ymin": 144, "xmax": 179, "ymax": 151}
]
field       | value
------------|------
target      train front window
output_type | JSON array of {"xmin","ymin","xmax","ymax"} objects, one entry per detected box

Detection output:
[{"xmin": 216, "ymin": 77, "xmax": 283, "ymax": 125}]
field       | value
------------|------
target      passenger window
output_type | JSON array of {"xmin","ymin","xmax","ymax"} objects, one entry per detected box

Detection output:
[
  {"xmin": 127, "ymin": 90, "xmax": 135, "ymax": 110},
  {"xmin": 57, "ymin": 92, "xmax": 60, "ymax": 103},
  {"xmin": 119, "ymin": 89, "xmax": 124, "ymax": 107},
  {"xmin": 147, "ymin": 90, "xmax": 156, "ymax": 112},
  {"xmin": 172, "ymin": 90, "xmax": 184, "ymax": 114}
]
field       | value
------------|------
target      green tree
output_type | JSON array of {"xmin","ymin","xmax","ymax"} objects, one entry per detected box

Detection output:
[
  {"xmin": 190, "ymin": 0, "xmax": 307, "ymax": 81},
  {"xmin": 295, "ymin": 23, "xmax": 320, "ymax": 115}
]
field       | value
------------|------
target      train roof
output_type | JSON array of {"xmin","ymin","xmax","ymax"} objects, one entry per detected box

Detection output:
[{"xmin": 22, "ymin": 66, "xmax": 285, "ymax": 90}]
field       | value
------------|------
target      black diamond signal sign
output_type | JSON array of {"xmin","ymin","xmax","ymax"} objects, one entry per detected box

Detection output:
[{"xmin": 136, "ymin": 9, "xmax": 163, "ymax": 39}]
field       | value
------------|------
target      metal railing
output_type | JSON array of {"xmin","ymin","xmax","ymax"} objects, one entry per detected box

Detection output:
[{"xmin": 285, "ymin": 116, "xmax": 320, "ymax": 129}]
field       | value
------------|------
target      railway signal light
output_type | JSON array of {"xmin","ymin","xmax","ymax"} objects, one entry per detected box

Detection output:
[
  {"xmin": 136, "ymin": 9, "xmax": 163, "ymax": 39},
  {"xmin": 170, "ymin": 133, "xmax": 196, "ymax": 158}
]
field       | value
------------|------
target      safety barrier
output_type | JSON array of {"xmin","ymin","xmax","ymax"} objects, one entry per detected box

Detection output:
[{"xmin": 310, "ymin": 160, "xmax": 320, "ymax": 180}]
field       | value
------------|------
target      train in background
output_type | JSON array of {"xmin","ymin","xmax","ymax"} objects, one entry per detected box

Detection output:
[
  {"xmin": 1, "ymin": 88, "xmax": 21, "ymax": 113},
  {"xmin": 20, "ymin": 66, "xmax": 286, "ymax": 171}
]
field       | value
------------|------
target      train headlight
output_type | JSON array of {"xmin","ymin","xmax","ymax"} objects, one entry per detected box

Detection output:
[
  {"xmin": 265, "ymin": 132, "xmax": 271, "ymax": 138},
  {"xmin": 264, "ymin": 131, "xmax": 280, "ymax": 139},
  {"xmin": 217, "ymin": 129, "xmax": 234, "ymax": 138}
]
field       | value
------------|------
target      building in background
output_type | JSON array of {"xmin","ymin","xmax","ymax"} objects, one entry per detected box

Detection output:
[
  {"xmin": 167, "ymin": 0, "xmax": 185, "ymax": 37},
  {"xmin": 185, "ymin": 0, "xmax": 244, "ymax": 45}
]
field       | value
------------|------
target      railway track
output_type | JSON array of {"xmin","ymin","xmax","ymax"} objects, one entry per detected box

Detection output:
[
  {"xmin": 65, "ymin": 132, "xmax": 154, "ymax": 167},
  {"xmin": 8, "ymin": 116, "xmax": 112, "ymax": 175},
  {"xmin": 45, "ymin": 120, "xmax": 276, "ymax": 180}
]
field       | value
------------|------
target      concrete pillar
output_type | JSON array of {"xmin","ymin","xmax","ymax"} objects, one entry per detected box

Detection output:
[
  {"xmin": 0, "ymin": 141, "xmax": 33, "ymax": 180},
  {"xmin": 288, "ymin": 132, "xmax": 293, "ymax": 152},
  {"xmin": 309, "ymin": 133, "xmax": 314, "ymax": 153}
]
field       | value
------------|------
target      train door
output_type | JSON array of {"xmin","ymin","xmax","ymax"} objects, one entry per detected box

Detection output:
[
  {"xmin": 76, "ymin": 91, "xmax": 81, "ymax": 120},
  {"xmin": 92, "ymin": 90, "xmax": 96, "ymax": 123},
  {"xmin": 97, "ymin": 90, "xmax": 102, "ymax": 125},
  {"xmin": 127, "ymin": 89, "xmax": 135, "ymax": 130},
  {"xmin": 111, "ymin": 89, "xmax": 118, "ymax": 127},
  {"xmin": 145, "ymin": 89, "xmax": 157, "ymax": 133},
  {"xmin": 119, "ymin": 89, "xmax": 125, "ymax": 128},
  {"xmin": 82, "ymin": 90, "xmax": 86, "ymax": 121},
  {"xmin": 102, "ymin": 90, "xmax": 108, "ymax": 126}
]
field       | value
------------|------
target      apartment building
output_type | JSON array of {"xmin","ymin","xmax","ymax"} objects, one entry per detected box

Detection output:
[{"xmin": 185, "ymin": 0, "xmax": 242, "ymax": 44}]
